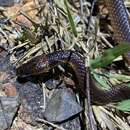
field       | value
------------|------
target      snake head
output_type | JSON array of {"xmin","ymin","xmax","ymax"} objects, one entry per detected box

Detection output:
[{"xmin": 16, "ymin": 54, "xmax": 50, "ymax": 78}]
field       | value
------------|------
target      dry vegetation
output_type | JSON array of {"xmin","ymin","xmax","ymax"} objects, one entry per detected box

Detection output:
[{"xmin": 1, "ymin": 0, "xmax": 130, "ymax": 130}]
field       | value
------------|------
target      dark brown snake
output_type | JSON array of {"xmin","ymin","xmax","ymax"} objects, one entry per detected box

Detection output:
[{"xmin": 16, "ymin": 0, "xmax": 130, "ymax": 104}]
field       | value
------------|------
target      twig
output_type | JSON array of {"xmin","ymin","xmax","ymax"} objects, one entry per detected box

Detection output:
[
  {"xmin": 85, "ymin": 69, "xmax": 97, "ymax": 130},
  {"xmin": 36, "ymin": 118, "xmax": 67, "ymax": 130}
]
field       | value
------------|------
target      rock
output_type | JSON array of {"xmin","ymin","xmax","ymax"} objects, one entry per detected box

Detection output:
[
  {"xmin": 18, "ymin": 82, "xmax": 45, "ymax": 124},
  {"xmin": 44, "ymin": 86, "xmax": 82, "ymax": 122},
  {"xmin": 4, "ymin": 83, "xmax": 17, "ymax": 96},
  {"xmin": 45, "ymin": 79, "xmax": 61, "ymax": 90},
  {"xmin": 0, "ymin": 96, "xmax": 19, "ymax": 130}
]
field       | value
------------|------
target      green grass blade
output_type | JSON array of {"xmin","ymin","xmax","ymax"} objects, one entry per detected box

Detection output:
[
  {"xmin": 116, "ymin": 100, "xmax": 130, "ymax": 112},
  {"xmin": 90, "ymin": 42, "xmax": 130, "ymax": 69},
  {"xmin": 64, "ymin": 0, "xmax": 78, "ymax": 37}
]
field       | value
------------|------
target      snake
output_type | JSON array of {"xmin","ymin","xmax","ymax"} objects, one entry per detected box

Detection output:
[{"xmin": 16, "ymin": 0, "xmax": 130, "ymax": 104}]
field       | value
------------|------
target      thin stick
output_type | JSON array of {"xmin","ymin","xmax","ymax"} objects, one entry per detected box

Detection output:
[
  {"xmin": 36, "ymin": 118, "xmax": 67, "ymax": 130},
  {"xmin": 86, "ymin": 69, "xmax": 97, "ymax": 130}
]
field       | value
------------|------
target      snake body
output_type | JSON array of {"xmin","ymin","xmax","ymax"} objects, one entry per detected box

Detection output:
[
  {"xmin": 105, "ymin": 0, "xmax": 130, "ymax": 42},
  {"xmin": 105, "ymin": 0, "xmax": 130, "ymax": 64},
  {"xmin": 16, "ymin": 0, "xmax": 130, "ymax": 104},
  {"xmin": 16, "ymin": 51, "xmax": 130, "ymax": 104}
]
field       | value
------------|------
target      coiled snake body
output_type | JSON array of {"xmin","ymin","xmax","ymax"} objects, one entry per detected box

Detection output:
[{"xmin": 16, "ymin": 0, "xmax": 130, "ymax": 104}]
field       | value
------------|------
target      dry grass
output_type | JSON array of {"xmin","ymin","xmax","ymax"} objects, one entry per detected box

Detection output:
[{"xmin": 1, "ymin": 0, "xmax": 130, "ymax": 130}]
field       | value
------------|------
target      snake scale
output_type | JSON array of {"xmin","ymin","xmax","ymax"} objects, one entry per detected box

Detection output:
[{"xmin": 16, "ymin": 0, "xmax": 130, "ymax": 104}]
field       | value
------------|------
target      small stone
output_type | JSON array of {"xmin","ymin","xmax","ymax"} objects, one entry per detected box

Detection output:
[
  {"xmin": 0, "ymin": 72, "xmax": 10, "ymax": 82},
  {"xmin": 44, "ymin": 87, "xmax": 82, "ymax": 122},
  {"xmin": 63, "ymin": 76, "xmax": 75, "ymax": 88},
  {"xmin": 18, "ymin": 82, "xmax": 45, "ymax": 124},
  {"xmin": 4, "ymin": 83, "xmax": 17, "ymax": 96},
  {"xmin": 45, "ymin": 79, "xmax": 61, "ymax": 90},
  {"xmin": 0, "ymin": 96, "xmax": 19, "ymax": 130}
]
